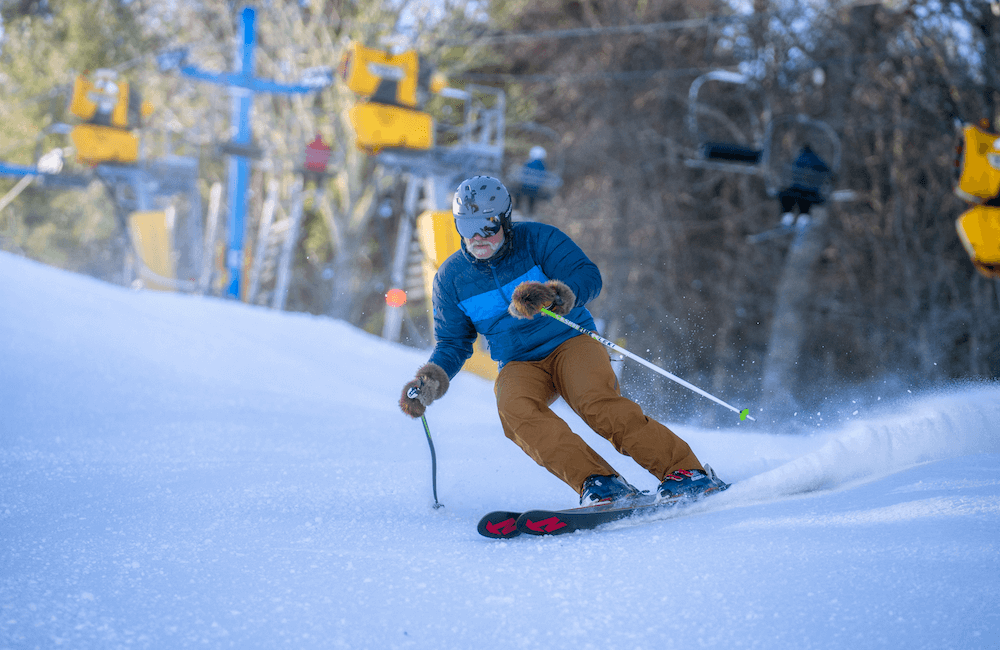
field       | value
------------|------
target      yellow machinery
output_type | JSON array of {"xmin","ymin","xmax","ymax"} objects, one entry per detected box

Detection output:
[
  {"xmin": 68, "ymin": 70, "xmax": 153, "ymax": 164},
  {"xmin": 956, "ymin": 204, "xmax": 1000, "ymax": 279},
  {"xmin": 953, "ymin": 120, "xmax": 1000, "ymax": 278},
  {"xmin": 341, "ymin": 42, "xmax": 421, "ymax": 107},
  {"xmin": 69, "ymin": 125, "xmax": 140, "ymax": 165},
  {"xmin": 128, "ymin": 210, "xmax": 177, "ymax": 291},
  {"xmin": 348, "ymin": 103, "xmax": 433, "ymax": 154},
  {"xmin": 340, "ymin": 42, "xmax": 448, "ymax": 154},
  {"xmin": 417, "ymin": 210, "xmax": 498, "ymax": 380},
  {"xmin": 954, "ymin": 121, "xmax": 1000, "ymax": 204},
  {"xmin": 70, "ymin": 71, "xmax": 178, "ymax": 290}
]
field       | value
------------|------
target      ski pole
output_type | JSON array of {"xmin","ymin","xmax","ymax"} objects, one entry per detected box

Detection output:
[
  {"xmin": 419, "ymin": 414, "xmax": 444, "ymax": 509},
  {"xmin": 407, "ymin": 385, "xmax": 444, "ymax": 508},
  {"xmin": 540, "ymin": 307, "xmax": 754, "ymax": 421}
]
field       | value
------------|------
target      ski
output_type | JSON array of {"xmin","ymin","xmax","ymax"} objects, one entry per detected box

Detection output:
[
  {"xmin": 478, "ymin": 469, "xmax": 731, "ymax": 539},
  {"xmin": 515, "ymin": 485, "xmax": 729, "ymax": 537},
  {"xmin": 515, "ymin": 493, "xmax": 660, "ymax": 536},
  {"xmin": 476, "ymin": 494, "xmax": 659, "ymax": 539}
]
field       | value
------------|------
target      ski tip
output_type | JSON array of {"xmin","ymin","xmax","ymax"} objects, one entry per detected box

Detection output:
[{"xmin": 478, "ymin": 511, "xmax": 522, "ymax": 539}]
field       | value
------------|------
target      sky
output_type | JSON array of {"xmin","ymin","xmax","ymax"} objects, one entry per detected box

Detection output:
[{"xmin": 1, "ymin": 250, "xmax": 999, "ymax": 649}]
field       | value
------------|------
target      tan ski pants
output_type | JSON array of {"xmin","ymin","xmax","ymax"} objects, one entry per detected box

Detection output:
[{"xmin": 494, "ymin": 334, "xmax": 703, "ymax": 494}]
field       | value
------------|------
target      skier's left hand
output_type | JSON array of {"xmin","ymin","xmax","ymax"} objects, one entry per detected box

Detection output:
[{"xmin": 508, "ymin": 279, "xmax": 575, "ymax": 319}]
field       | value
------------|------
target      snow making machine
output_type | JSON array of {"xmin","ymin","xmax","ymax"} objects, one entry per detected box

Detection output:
[
  {"xmin": 1, "ymin": 70, "xmax": 204, "ymax": 292},
  {"xmin": 340, "ymin": 40, "xmax": 505, "ymax": 379},
  {"xmin": 954, "ymin": 120, "xmax": 1000, "ymax": 279}
]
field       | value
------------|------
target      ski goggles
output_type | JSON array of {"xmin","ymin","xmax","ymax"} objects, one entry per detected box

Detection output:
[{"xmin": 454, "ymin": 215, "xmax": 502, "ymax": 239}]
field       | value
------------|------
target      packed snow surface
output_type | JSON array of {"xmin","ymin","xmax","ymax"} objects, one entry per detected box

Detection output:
[{"xmin": 1, "ymin": 252, "xmax": 998, "ymax": 649}]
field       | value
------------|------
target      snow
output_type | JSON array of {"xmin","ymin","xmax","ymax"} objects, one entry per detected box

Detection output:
[{"xmin": 1, "ymin": 250, "xmax": 999, "ymax": 650}]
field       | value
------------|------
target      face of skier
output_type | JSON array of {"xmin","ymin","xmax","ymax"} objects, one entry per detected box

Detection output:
[{"xmin": 463, "ymin": 229, "xmax": 505, "ymax": 260}]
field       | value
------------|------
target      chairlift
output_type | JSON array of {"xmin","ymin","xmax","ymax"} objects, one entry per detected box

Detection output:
[
  {"xmin": 743, "ymin": 116, "xmax": 841, "ymax": 243},
  {"xmin": 761, "ymin": 113, "xmax": 841, "ymax": 202},
  {"xmin": 687, "ymin": 69, "xmax": 842, "ymax": 188},
  {"xmin": 504, "ymin": 122, "xmax": 564, "ymax": 215},
  {"xmin": 685, "ymin": 70, "xmax": 767, "ymax": 174},
  {"xmin": 690, "ymin": 74, "xmax": 844, "ymax": 243}
]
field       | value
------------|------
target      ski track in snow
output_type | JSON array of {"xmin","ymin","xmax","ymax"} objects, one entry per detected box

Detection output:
[{"xmin": 1, "ymin": 252, "xmax": 998, "ymax": 650}]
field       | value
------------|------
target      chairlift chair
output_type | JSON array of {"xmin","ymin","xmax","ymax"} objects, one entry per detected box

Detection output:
[
  {"xmin": 504, "ymin": 122, "xmax": 564, "ymax": 212},
  {"xmin": 685, "ymin": 70, "xmax": 767, "ymax": 174},
  {"xmin": 761, "ymin": 114, "xmax": 841, "ymax": 203}
]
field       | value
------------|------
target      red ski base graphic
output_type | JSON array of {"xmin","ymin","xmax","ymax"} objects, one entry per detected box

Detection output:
[
  {"xmin": 477, "ymin": 511, "xmax": 522, "ymax": 539},
  {"xmin": 522, "ymin": 516, "xmax": 568, "ymax": 533}
]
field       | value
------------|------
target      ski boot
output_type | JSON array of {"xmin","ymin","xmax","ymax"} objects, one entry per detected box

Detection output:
[
  {"xmin": 580, "ymin": 474, "xmax": 640, "ymax": 505},
  {"xmin": 656, "ymin": 465, "xmax": 729, "ymax": 503}
]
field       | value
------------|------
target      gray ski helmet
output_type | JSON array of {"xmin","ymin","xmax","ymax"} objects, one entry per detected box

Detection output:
[{"xmin": 452, "ymin": 176, "xmax": 512, "ymax": 239}]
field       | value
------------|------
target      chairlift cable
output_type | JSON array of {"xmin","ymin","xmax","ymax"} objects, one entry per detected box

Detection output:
[
  {"xmin": 451, "ymin": 48, "xmax": 900, "ymax": 86},
  {"xmin": 454, "ymin": 66, "xmax": 711, "ymax": 85},
  {"xmin": 439, "ymin": 14, "xmax": 755, "ymax": 47}
]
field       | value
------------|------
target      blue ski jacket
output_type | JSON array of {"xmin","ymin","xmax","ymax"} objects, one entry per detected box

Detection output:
[{"xmin": 428, "ymin": 221, "xmax": 602, "ymax": 379}]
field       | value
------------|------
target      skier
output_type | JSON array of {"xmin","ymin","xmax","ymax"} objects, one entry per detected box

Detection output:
[
  {"xmin": 515, "ymin": 145, "xmax": 548, "ymax": 214},
  {"xmin": 399, "ymin": 176, "xmax": 727, "ymax": 505}
]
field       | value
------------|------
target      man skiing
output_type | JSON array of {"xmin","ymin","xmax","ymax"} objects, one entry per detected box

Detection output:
[{"xmin": 399, "ymin": 176, "xmax": 726, "ymax": 505}]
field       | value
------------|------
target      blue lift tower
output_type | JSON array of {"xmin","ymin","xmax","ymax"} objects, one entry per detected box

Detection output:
[{"xmin": 175, "ymin": 6, "xmax": 331, "ymax": 299}]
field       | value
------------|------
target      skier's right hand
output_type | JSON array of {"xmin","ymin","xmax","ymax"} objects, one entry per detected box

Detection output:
[
  {"xmin": 508, "ymin": 279, "xmax": 575, "ymax": 319},
  {"xmin": 399, "ymin": 362, "xmax": 449, "ymax": 418}
]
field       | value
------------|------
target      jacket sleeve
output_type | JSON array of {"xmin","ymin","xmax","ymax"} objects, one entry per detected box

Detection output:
[
  {"xmin": 535, "ymin": 225, "xmax": 602, "ymax": 306},
  {"xmin": 427, "ymin": 269, "xmax": 477, "ymax": 380}
]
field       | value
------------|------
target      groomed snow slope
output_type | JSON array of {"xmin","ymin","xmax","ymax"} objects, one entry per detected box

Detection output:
[{"xmin": 1, "ymin": 252, "xmax": 998, "ymax": 650}]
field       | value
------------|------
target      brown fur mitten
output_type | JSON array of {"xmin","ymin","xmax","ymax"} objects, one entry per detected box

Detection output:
[
  {"xmin": 399, "ymin": 362, "xmax": 450, "ymax": 418},
  {"xmin": 545, "ymin": 279, "xmax": 575, "ymax": 315},
  {"xmin": 508, "ymin": 279, "xmax": 576, "ymax": 319}
]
